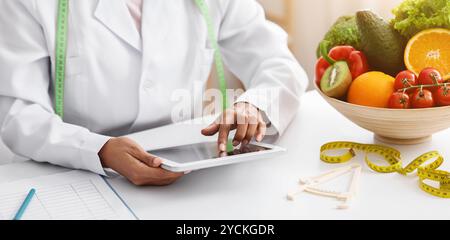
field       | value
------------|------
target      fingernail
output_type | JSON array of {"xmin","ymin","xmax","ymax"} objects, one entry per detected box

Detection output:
[
  {"xmin": 184, "ymin": 170, "xmax": 192, "ymax": 175},
  {"xmin": 219, "ymin": 143, "xmax": 226, "ymax": 152},
  {"xmin": 233, "ymin": 140, "xmax": 240, "ymax": 146},
  {"xmin": 256, "ymin": 135, "xmax": 263, "ymax": 142},
  {"xmin": 153, "ymin": 158, "xmax": 162, "ymax": 166},
  {"xmin": 242, "ymin": 140, "xmax": 249, "ymax": 145}
]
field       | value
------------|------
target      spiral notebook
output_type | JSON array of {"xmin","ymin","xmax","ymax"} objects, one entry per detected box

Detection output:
[{"xmin": 0, "ymin": 170, "xmax": 137, "ymax": 220}]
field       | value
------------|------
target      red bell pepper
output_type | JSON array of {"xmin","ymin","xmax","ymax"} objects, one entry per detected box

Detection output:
[
  {"xmin": 315, "ymin": 43, "xmax": 369, "ymax": 85},
  {"xmin": 315, "ymin": 58, "xmax": 330, "ymax": 85}
]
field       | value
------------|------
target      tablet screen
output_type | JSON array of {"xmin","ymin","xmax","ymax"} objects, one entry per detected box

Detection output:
[{"xmin": 149, "ymin": 142, "xmax": 271, "ymax": 164}]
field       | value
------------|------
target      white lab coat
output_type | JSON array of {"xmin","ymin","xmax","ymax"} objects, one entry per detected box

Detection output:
[{"xmin": 0, "ymin": 0, "xmax": 308, "ymax": 175}]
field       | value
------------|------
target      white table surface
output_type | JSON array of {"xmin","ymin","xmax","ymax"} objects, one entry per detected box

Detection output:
[{"xmin": 1, "ymin": 90, "xmax": 450, "ymax": 220}]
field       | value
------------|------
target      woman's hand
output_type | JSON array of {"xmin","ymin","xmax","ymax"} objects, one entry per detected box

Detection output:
[
  {"xmin": 201, "ymin": 102, "xmax": 267, "ymax": 152},
  {"xmin": 99, "ymin": 137, "xmax": 183, "ymax": 186}
]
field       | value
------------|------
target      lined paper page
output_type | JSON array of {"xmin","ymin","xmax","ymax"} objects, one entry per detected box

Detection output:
[{"xmin": 0, "ymin": 171, "xmax": 135, "ymax": 220}]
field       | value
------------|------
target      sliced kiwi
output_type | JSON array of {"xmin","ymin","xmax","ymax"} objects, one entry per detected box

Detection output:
[{"xmin": 320, "ymin": 61, "xmax": 352, "ymax": 98}]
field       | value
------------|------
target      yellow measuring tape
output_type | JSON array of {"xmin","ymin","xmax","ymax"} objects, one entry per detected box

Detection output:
[{"xmin": 320, "ymin": 142, "xmax": 450, "ymax": 198}]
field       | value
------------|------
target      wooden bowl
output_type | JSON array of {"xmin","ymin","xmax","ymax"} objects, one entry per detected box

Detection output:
[{"xmin": 314, "ymin": 84, "xmax": 450, "ymax": 145}]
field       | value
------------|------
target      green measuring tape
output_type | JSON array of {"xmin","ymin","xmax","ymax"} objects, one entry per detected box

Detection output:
[
  {"xmin": 55, "ymin": 0, "xmax": 69, "ymax": 118},
  {"xmin": 193, "ymin": 0, "xmax": 233, "ymax": 151},
  {"xmin": 194, "ymin": 0, "xmax": 229, "ymax": 111},
  {"xmin": 320, "ymin": 141, "xmax": 450, "ymax": 198},
  {"xmin": 55, "ymin": 0, "xmax": 228, "ymax": 117},
  {"xmin": 55, "ymin": 0, "xmax": 233, "ymax": 150}
]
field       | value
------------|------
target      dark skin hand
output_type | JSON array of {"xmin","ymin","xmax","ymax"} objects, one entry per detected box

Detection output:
[
  {"xmin": 202, "ymin": 102, "xmax": 267, "ymax": 154},
  {"xmin": 99, "ymin": 137, "xmax": 183, "ymax": 186},
  {"xmin": 98, "ymin": 103, "xmax": 265, "ymax": 186}
]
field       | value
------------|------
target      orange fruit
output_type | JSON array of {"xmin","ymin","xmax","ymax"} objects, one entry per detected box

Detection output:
[
  {"xmin": 347, "ymin": 72, "xmax": 395, "ymax": 108},
  {"xmin": 405, "ymin": 28, "xmax": 450, "ymax": 79}
]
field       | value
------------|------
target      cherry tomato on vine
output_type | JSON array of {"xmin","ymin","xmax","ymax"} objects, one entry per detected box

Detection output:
[
  {"xmin": 434, "ymin": 84, "xmax": 450, "ymax": 106},
  {"xmin": 411, "ymin": 88, "xmax": 435, "ymax": 108},
  {"xmin": 418, "ymin": 68, "xmax": 444, "ymax": 90},
  {"xmin": 394, "ymin": 70, "xmax": 417, "ymax": 92},
  {"xmin": 388, "ymin": 92, "xmax": 410, "ymax": 109}
]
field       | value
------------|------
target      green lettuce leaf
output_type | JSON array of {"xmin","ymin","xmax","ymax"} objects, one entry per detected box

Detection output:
[{"xmin": 391, "ymin": 0, "xmax": 450, "ymax": 39}]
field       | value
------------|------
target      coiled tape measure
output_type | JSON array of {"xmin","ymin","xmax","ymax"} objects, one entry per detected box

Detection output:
[{"xmin": 320, "ymin": 141, "xmax": 450, "ymax": 198}]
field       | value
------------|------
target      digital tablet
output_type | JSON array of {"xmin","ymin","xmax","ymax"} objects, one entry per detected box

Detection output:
[{"xmin": 148, "ymin": 141, "xmax": 286, "ymax": 172}]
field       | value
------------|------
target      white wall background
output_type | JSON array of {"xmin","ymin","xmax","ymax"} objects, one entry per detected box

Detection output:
[{"xmin": 258, "ymin": 0, "xmax": 404, "ymax": 88}]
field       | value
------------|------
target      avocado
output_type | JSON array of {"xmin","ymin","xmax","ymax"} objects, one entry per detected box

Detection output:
[
  {"xmin": 356, "ymin": 10, "xmax": 406, "ymax": 76},
  {"xmin": 320, "ymin": 61, "xmax": 352, "ymax": 98}
]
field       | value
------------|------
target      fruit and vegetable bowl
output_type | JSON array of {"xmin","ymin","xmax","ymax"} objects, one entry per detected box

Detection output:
[
  {"xmin": 314, "ymin": 83, "xmax": 450, "ymax": 145},
  {"xmin": 315, "ymin": 0, "xmax": 450, "ymax": 145}
]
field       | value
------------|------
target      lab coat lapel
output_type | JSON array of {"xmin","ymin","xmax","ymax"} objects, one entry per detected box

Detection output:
[
  {"xmin": 129, "ymin": 0, "xmax": 172, "ymax": 131},
  {"xmin": 141, "ymin": 0, "xmax": 170, "ymax": 62},
  {"xmin": 94, "ymin": 0, "xmax": 142, "ymax": 52}
]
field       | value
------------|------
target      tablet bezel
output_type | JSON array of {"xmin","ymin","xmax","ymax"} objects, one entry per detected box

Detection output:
[{"xmin": 153, "ymin": 141, "xmax": 286, "ymax": 172}]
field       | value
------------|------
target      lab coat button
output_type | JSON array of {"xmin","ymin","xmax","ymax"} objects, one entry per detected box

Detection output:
[{"xmin": 143, "ymin": 80, "xmax": 154, "ymax": 90}]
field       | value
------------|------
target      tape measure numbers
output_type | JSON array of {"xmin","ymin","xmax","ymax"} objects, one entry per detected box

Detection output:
[
  {"xmin": 320, "ymin": 142, "xmax": 450, "ymax": 198},
  {"xmin": 55, "ymin": 0, "xmax": 69, "ymax": 118}
]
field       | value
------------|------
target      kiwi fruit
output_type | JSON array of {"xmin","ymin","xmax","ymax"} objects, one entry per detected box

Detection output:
[{"xmin": 320, "ymin": 61, "xmax": 352, "ymax": 98}]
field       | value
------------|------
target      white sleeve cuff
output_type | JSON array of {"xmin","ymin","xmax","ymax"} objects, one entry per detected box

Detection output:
[
  {"xmin": 80, "ymin": 131, "xmax": 111, "ymax": 176},
  {"xmin": 234, "ymin": 88, "xmax": 280, "ymax": 137}
]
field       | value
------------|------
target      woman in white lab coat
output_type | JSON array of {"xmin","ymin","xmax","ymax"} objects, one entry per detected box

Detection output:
[{"xmin": 0, "ymin": 0, "xmax": 307, "ymax": 185}]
